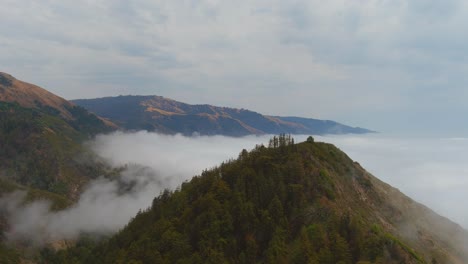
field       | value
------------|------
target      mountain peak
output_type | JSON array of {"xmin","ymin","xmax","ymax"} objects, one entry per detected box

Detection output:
[
  {"xmin": 0, "ymin": 73, "xmax": 116, "ymax": 132},
  {"xmin": 0, "ymin": 72, "xmax": 15, "ymax": 87},
  {"xmin": 53, "ymin": 139, "xmax": 468, "ymax": 263},
  {"xmin": 0, "ymin": 72, "xmax": 75, "ymax": 119}
]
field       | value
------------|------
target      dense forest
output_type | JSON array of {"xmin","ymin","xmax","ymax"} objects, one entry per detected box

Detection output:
[
  {"xmin": 43, "ymin": 135, "xmax": 440, "ymax": 264},
  {"xmin": 0, "ymin": 101, "xmax": 113, "ymax": 198},
  {"xmin": 0, "ymin": 101, "xmax": 116, "ymax": 263}
]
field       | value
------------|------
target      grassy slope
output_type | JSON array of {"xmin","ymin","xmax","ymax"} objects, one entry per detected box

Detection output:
[{"xmin": 72, "ymin": 96, "xmax": 373, "ymax": 136}]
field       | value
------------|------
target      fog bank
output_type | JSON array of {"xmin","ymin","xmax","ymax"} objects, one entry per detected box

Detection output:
[
  {"xmin": 0, "ymin": 132, "xmax": 273, "ymax": 244},
  {"xmin": 1, "ymin": 132, "xmax": 467, "ymax": 245}
]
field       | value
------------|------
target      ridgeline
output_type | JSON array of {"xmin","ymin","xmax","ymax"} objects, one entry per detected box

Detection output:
[{"xmin": 44, "ymin": 135, "xmax": 468, "ymax": 264}]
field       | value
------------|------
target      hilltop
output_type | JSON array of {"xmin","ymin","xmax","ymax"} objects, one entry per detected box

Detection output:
[
  {"xmin": 46, "ymin": 136, "xmax": 468, "ymax": 264},
  {"xmin": 0, "ymin": 72, "xmax": 74, "ymax": 119}
]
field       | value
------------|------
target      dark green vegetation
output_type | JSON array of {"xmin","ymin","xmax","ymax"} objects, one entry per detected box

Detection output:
[
  {"xmin": 0, "ymin": 73, "xmax": 117, "ymax": 262},
  {"xmin": 44, "ymin": 135, "xmax": 468, "ymax": 264},
  {"xmin": 0, "ymin": 101, "xmax": 112, "ymax": 198},
  {"xmin": 72, "ymin": 95, "xmax": 373, "ymax": 136},
  {"xmin": 0, "ymin": 72, "xmax": 115, "ymax": 198},
  {"xmin": 0, "ymin": 179, "xmax": 74, "ymax": 264}
]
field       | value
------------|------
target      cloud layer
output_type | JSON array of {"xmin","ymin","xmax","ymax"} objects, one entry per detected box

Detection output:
[
  {"xmin": 1, "ymin": 132, "xmax": 274, "ymax": 244},
  {"xmin": 2, "ymin": 1, "xmax": 468, "ymax": 134},
  {"xmin": 1, "ymin": 132, "xmax": 467, "ymax": 245}
]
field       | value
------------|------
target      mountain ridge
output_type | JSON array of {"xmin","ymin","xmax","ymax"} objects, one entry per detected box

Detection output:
[
  {"xmin": 72, "ymin": 95, "xmax": 374, "ymax": 136},
  {"xmin": 0, "ymin": 72, "xmax": 373, "ymax": 137},
  {"xmin": 0, "ymin": 72, "xmax": 117, "ymax": 128},
  {"xmin": 0, "ymin": 72, "xmax": 74, "ymax": 119},
  {"xmin": 4, "ymin": 72, "xmax": 465, "ymax": 263}
]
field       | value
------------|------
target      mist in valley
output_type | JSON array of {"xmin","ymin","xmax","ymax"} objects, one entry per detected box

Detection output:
[
  {"xmin": 1, "ymin": 131, "xmax": 467, "ymax": 245},
  {"xmin": 0, "ymin": 132, "xmax": 274, "ymax": 244}
]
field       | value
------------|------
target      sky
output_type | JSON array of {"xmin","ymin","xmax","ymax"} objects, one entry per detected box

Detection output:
[{"xmin": 2, "ymin": 0, "xmax": 468, "ymax": 135}]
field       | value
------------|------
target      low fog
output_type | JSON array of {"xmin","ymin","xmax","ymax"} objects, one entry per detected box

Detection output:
[
  {"xmin": 0, "ymin": 132, "xmax": 274, "ymax": 245},
  {"xmin": 1, "ymin": 132, "xmax": 467, "ymax": 245}
]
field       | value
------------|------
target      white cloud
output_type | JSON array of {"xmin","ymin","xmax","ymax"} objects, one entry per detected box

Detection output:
[{"xmin": 0, "ymin": 132, "xmax": 274, "ymax": 244}]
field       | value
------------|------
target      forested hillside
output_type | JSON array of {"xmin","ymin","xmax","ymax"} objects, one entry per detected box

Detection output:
[
  {"xmin": 0, "ymin": 74, "xmax": 118, "ymax": 262},
  {"xmin": 45, "ymin": 136, "xmax": 468, "ymax": 264},
  {"xmin": 0, "ymin": 73, "xmax": 116, "ymax": 198},
  {"xmin": 0, "ymin": 101, "xmax": 114, "ymax": 198}
]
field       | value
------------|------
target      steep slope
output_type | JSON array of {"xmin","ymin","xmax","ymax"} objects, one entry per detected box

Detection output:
[
  {"xmin": 72, "ymin": 95, "xmax": 374, "ymax": 136},
  {"xmin": 0, "ymin": 72, "xmax": 73, "ymax": 119},
  {"xmin": 0, "ymin": 73, "xmax": 123, "ymax": 262},
  {"xmin": 0, "ymin": 73, "xmax": 116, "ymax": 198},
  {"xmin": 46, "ymin": 137, "xmax": 468, "ymax": 263},
  {"xmin": 0, "ymin": 72, "xmax": 116, "ymax": 133}
]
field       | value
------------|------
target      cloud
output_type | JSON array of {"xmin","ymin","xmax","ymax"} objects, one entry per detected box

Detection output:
[
  {"xmin": 0, "ymin": 132, "xmax": 274, "ymax": 244},
  {"xmin": 1, "ymin": 132, "xmax": 467, "ymax": 245},
  {"xmin": 1, "ymin": 166, "xmax": 169, "ymax": 244}
]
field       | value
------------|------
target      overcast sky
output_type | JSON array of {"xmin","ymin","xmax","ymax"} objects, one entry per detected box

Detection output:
[{"xmin": 2, "ymin": 0, "xmax": 468, "ymax": 135}]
